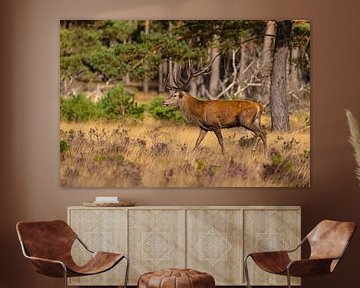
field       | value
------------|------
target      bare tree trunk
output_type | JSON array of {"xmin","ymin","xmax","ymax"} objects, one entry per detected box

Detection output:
[
  {"xmin": 238, "ymin": 38, "xmax": 247, "ymax": 83},
  {"xmin": 143, "ymin": 20, "xmax": 150, "ymax": 93},
  {"xmin": 168, "ymin": 59, "xmax": 175, "ymax": 87},
  {"xmin": 261, "ymin": 21, "xmax": 276, "ymax": 76},
  {"xmin": 288, "ymin": 46, "xmax": 302, "ymax": 101},
  {"xmin": 123, "ymin": 21, "xmax": 132, "ymax": 88},
  {"xmin": 260, "ymin": 21, "xmax": 276, "ymax": 103},
  {"xmin": 209, "ymin": 47, "xmax": 220, "ymax": 97},
  {"xmin": 158, "ymin": 62, "xmax": 165, "ymax": 93},
  {"xmin": 270, "ymin": 20, "xmax": 292, "ymax": 131}
]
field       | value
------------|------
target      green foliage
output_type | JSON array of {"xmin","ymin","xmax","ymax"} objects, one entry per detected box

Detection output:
[
  {"xmin": 60, "ymin": 20, "xmax": 310, "ymax": 119},
  {"xmin": 270, "ymin": 153, "xmax": 293, "ymax": 170},
  {"xmin": 60, "ymin": 27, "xmax": 103, "ymax": 82},
  {"xmin": 60, "ymin": 94, "xmax": 99, "ymax": 121},
  {"xmin": 290, "ymin": 20, "xmax": 310, "ymax": 81},
  {"xmin": 94, "ymin": 20, "xmax": 138, "ymax": 46},
  {"xmin": 97, "ymin": 85, "xmax": 145, "ymax": 119},
  {"xmin": 115, "ymin": 154, "xmax": 125, "ymax": 165},
  {"xmin": 304, "ymin": 115, "xmax": 310, "ymax": 126},
  {"xmin": 60, "ymin": 21, "xmax": 140, "ymax": 82},
  {"xmin": 60, "ymin": 91, "xmax": 188, "ymax": 122},
  {"xmin": 196, "ymin": 160, "xmax": 206, "ymax": 171},
  {"xmin": 291, "ymin": 21, "xmax": 310, "ymax": 47},
  {"xmin": 60, "ymin": 85, "xmax": 145, "ymax": 121},
  {"xmin": 94, "ymin": 154, "xmax": 108, "ymax": 162},
  {"xmin": 262, "ymin": 151, "xmax": 294, "ymax": 183},
  {"xmin": 60, "ymin": 139, "xmax": 70, "ymax": 154},
  {"xmin": 60, "ymin": 20, "xmax": 270, "ymax": 83},
  {"xmin": 178, "ymin": 20, "xmax": 266, "ymax": 51},
  {"xmin": 83, "ymin": 47, "xmax": 122, "ymax": 80},
  {"xmin": 302, "ymin": 149, "xmax": 311, "ymax": 160},
  {"xmin": 147, "ymin": 97, "xmax": 184, "ymax": 121},
  {"xmin": 60, "ymin": 20, "xmax": 310, "ymax": 84},
  {"xmin": 262, "ymin": 148, "xmax": 310, "ymax": 187}
]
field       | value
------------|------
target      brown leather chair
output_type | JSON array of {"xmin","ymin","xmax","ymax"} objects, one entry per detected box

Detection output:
[
  {"xmin": 16, "ymin": 220, "xmax": 129, "ymax": 288},
  {"xmin": 244, "ymin": 220, "xmax": 356, "ymax": 288}
]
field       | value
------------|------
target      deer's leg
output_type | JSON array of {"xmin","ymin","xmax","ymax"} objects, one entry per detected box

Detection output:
[
  {"xmin": 213, "ymin": 129, "xmax": 225, "ymax": 154},
  {"xmin": 252, "ymin": 115, "xmax": 262, "ymax": 151},
  {"xmin": 193, "ymin": 128, "xmax": 208, "ymax": 151},
  {"xmin": 242, "ymin": 122, "xmax": 267, "ymax": 151}
]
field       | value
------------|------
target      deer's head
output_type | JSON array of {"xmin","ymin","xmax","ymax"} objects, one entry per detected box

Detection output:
[{"xmin": 163, "ymin": 91, "xmax": 187, "ymax": 108}]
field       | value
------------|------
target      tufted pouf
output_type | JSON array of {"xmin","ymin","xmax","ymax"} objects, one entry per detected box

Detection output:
[{"xmin": 138, "ymin": 268, "xmax": 215, "ymax": 288}]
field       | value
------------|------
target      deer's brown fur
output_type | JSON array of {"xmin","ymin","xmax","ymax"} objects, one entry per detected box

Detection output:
[{"xmin": 164, "ymin": 91, "xmax": 266, "ymax": 153}]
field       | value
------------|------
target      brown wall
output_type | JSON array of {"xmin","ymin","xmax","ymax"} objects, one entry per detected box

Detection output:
[{"xmin": 1, "ymin": 0, "xmax": 360, "ymax": 287}]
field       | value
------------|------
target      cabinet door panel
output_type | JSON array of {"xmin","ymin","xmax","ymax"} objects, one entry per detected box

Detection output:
[
  {"xmin": 68, "ymin": 208, "xmax": 127, "ymax": 286},
  {"xmin": 244, "ymin": 209, "xmax": 301, "ymax": 286},
  {"xmin": 187, "ymin": 209, "xmax": 243, "ymax": 285},
  {"xmin": 128, "ymin": 209, "xmax": 186, "ymax": 284}
]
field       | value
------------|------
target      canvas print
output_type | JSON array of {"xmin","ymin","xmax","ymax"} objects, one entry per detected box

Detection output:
[{"xmin": 60, "ymin": 20, "xmax": 310, "ymax": 187}]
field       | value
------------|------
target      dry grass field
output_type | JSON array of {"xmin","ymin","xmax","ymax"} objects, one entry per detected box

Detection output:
[{"xmin": 60, "ymin": 111, "xmax": 310, "ymax": 187}]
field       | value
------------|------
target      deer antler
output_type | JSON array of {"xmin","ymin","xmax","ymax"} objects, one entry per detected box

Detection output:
[
  {"xmin": 164, "ymin": 54, "xmax": 221, "ymax": 92},
  {"xmin": 164, "ymin": 73, "xmax": 180, "ymax": 91}
]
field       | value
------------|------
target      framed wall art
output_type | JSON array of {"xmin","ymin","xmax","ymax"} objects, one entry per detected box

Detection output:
[{"xmin": 60, "ymin": 20, "xmax": 310, "ymax": 187}]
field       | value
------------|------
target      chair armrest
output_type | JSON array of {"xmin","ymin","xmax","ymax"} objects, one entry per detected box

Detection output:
[
  {"xmin": 76, "ymin": 236, "xmax": 94, "ymax": 253},
  {"xmin": 287, "ymin": 258, "xmax": 336, "ymax": 277},
  {"xmin": 19, "ymin": 240, "xmax": 67, "ymax": 277},
  {"xmin": 25, "ymin": 255, "xmax": 67, "ymax": 277},
  {"xmin": 25, "ymin": 255, "xmax": 65, "ymax": 266},
  {"xmin": 247, "ymin": 250, "xmax": 290, "ymax": 258}
]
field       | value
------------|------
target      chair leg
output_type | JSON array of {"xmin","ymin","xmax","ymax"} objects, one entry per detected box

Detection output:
[
  {"xmin": 286, "ymin": 269, "xmax": 292, "ymax": 288},
  {"xmin": 243, "ymin": 255, "xmax": 252, "ymax": 288},
  {"xmin": 62, "ymin": 264, "xmax": 68, "ymax": 288},
  {"xmin": 123, "ymin": 255, "xmax": 130, "ymax": 288}
]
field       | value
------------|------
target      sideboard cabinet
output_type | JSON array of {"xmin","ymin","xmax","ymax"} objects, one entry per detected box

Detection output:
[{"xmin": 67, "ymin": 206, "xmax": 301, "ymax": 286}]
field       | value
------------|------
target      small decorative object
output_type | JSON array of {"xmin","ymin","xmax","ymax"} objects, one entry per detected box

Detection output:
[
  {"xmin": 94, "ymin": 196, "xmax": 119, "ymax": 203},
  {"xmin": 82, "ymin": 196, "xmax": 135, "ymax": 207},
  {"xmin": 83, "ymin": 201, "xmax": 135, "ymax": 207},
  {"xmin": 346, "ymin": 109, "xmax": 360, "ymax": 185}
]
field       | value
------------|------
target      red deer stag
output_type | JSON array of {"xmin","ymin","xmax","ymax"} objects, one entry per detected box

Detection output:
[{"xmin": 163, "ymin": 62, "xmax": 266, "ymax": 154}]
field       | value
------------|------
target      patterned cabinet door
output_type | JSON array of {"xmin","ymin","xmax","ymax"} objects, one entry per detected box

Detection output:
[
  {"xmin": 243, "ymin": 208, "xmax": 301, "ymax": 286},
  {"xmin": 187, "ymin": 209, "xmax": 243, "ymax": 285},
  {"xmin": 128, "ymin": 209, "xmax": 186, "ymax": 284},
  {"xmin": 68, "ymin": 208, "xmax": 128, "ymax": 286}
]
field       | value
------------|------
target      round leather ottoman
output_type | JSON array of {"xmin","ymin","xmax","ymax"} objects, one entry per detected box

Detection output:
[{"xmin": 138, "ymin": 268, "xmax": 215, "ymax": 288}]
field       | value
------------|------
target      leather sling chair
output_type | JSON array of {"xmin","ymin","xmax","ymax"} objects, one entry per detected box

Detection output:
[
  {"xmin": 244, "ymin": 220, "xmax": 356, "ymax": 288},
  {"xmin": 16, "ymin": 220, "xmax": 129, "ymax": 288}
]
